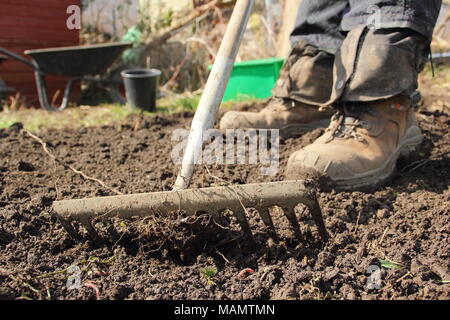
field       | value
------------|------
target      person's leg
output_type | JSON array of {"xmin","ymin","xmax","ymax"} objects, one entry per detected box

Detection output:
[
  {"xmin": 273, "ymin": 0, "xmax": 348, "ymax": 104},
  {"xmin": 329, "ymin": 0, "xmax": 442, "ymax": 105},
  {"xmin": 286, "ymin": 0, "xmax": 442, "ymax": 190},
  {"xmin": 290, "ymin": 0, "xmax": 348, "ymax": 55},
  {"xmin": 341, "ymin": 0, "xmax": 441, "ymax": 42},
  {"xmin": 219, "ymin": 0, "xmax": 347, "ymax": 138}
]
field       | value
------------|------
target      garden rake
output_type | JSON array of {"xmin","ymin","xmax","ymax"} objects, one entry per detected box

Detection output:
[{"xmin": 53, "ymin": 0, "xmax": 329, "ymax": 242}]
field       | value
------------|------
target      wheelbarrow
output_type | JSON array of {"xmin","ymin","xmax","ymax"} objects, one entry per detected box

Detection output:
[{"xmin": 0, "ymin": 42, "xmax": 132, "ymax": 111}]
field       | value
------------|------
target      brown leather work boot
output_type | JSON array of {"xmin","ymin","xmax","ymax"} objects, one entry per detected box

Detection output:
[
  {"xmin": 219, "ymin": 97, "xmax": 334, "ymax": 138},
  {"xmin": 285, "ymin": 95, "xmax": 423, "ymax": 191}
]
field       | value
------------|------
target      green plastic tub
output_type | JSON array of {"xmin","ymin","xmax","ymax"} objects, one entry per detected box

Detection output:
[{"xmin": 209, "ymin": 57, "xmax": 285, "ymax": 102}]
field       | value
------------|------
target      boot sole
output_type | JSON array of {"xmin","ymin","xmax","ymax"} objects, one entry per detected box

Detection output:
[{"xmin": 330, "ymin": 126, "xmax": 423, "ymax": 192}]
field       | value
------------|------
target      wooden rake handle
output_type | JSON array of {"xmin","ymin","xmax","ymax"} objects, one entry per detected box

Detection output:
[{"xmin": 173, "ymin": 0, "xmax": 255, "ymax": 190}]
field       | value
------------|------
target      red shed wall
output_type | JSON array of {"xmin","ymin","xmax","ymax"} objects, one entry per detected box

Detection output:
[{"xmin": 0, "ymin": 0, "xmax": 80, "ymax": 106}]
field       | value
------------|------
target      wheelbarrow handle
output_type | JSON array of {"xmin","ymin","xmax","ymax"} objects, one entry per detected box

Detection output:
[
  {"xmin": 0, "ymin": 46, "xmax": 83, "ymax": 111},
  {"xmin": 0, "ymin": 46, "xmax": 123, "ymax": 112},
  {"xmin": 0, "ymin": 47, "xmax": 39, "ymax": 71},
  {"xmin": 0, "ymin": 47, "xmax": 70, "ymax": 112}
]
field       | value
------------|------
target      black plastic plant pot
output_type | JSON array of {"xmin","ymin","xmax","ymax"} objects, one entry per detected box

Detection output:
[{"xmin": 121, "ymin": 68, "xmax": 161, "ymax": 112}]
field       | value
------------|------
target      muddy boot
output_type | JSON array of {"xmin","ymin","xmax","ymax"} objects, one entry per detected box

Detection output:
[
  {"xmin": 219, "ymin": 98, "xmax": 334, "ymax": 138},
  {"xmin": 220, "ymin": 40, "xmax": 335, "ymax": 138},
  {"xmin": 285, "ymin": 94, "xmax": 423, "ymax": 191}
]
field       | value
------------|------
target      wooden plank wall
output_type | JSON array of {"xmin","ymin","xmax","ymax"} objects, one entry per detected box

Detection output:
[{"xmin": 0, "ymin": 0, "xmax": 80, "ymax": 106}]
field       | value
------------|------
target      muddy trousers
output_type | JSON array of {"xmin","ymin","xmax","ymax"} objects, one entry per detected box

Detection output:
[{"xmin": 273, "ymin": 0, "xmax": 442, "ymax": 106}]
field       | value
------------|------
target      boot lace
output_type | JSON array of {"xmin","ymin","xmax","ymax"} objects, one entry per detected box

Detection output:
[{"xmin": 326, "ymin": 103, "xmax": 374, "ymax": 143}]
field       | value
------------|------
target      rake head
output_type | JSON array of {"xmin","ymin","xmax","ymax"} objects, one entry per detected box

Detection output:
[{"xmin": 52, "ymin": 180, "xmax": 329, "ymax": 242}]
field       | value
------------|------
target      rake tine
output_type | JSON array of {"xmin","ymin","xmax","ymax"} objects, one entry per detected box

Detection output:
[
  {"xmin": 80, "ymin": 218, "xmax": 100, "ymax": 241},
  {"xmin": 106, "ymin": 219, "xmax": 121, "ymax": 241},
  {"xmin": 306, "ymin": 199, "xmax": 329, "ymax": 241},
  {"xmin": 256, "ymin": 207, "xmax": 279, "ymax": 242},
  {"xmin": 232, "ymin": 208, "xmax": 255, "ymax": 242},
  {"xmin": 57, "ymin": 217, "xmax": 80, "ymax": 241},
  {"xmin": 283, "ymin": 206, "xmax": 302, "ymax": 240}
]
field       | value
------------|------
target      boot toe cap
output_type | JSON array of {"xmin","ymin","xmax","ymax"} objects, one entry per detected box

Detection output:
[
  {"xmin": 219, "ymin": 111, "xmax": 251, "ymax": 130},
  {"xmin": 286, "ymin": 146, "xmax": 357, "ymax": 182}
]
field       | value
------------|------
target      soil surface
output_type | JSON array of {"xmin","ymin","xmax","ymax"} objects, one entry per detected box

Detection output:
[{"xmin": 0, "ymin": 95, "xmax": 449, "ymax": 300}]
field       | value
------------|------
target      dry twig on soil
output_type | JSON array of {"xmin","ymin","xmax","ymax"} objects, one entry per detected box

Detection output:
[
  {"xmin": 215, "ymin": 249, "xmax": 234, "ymax": 265},
  {"xmin": 21, "ymin": 129, "xmax": 123, "ymax": 196},
  {"xmin": 400, "ymin": 151, "xmax": 450, "ymax": 175}
]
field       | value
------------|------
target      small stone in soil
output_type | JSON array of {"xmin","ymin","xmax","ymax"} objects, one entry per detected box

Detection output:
[
  {"xmin": 376, "ymin": 209, "xmax": 390, "ymax": 219},
  {"xmin": 18, "ymin": 161, "xmax": 35, "ymax": 172}
]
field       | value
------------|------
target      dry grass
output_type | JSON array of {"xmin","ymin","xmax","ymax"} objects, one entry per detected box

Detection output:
[{"xmin": 0, "ymin": 92, "xmax": 239, "ymax": 131}]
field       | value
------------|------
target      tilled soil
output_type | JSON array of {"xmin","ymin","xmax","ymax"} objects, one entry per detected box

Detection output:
[{"xmin": 0, "ymin": 103, "xmax": 449, "ymax": 300}]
